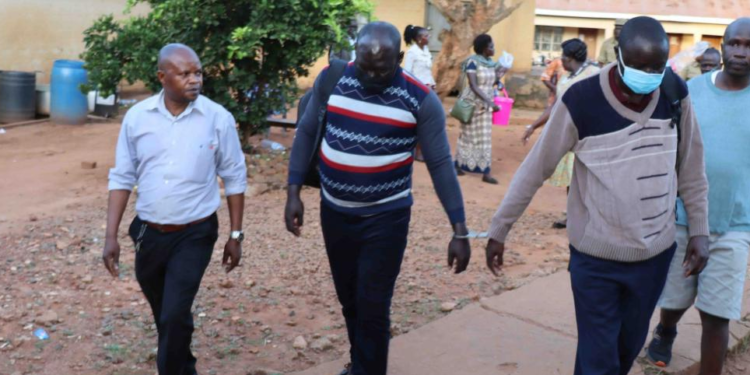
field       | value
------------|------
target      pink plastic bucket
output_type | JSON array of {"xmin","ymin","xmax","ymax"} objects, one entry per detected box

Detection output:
[{"xmin": 492, "ymin": 88, "xmax": 514, "ymax": 126}]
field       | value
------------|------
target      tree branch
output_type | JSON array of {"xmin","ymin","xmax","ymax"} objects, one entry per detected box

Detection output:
[
  {"xmin": 492, "ymin": 0, "xmax": 524, "ymax": 23},
  {"xmin": 429, "ymin": 0, "xmax": 465, "ymax": 23},
  {"xmin": 432, "ymin": 0, "xmax": 526, "ymax": 98}
]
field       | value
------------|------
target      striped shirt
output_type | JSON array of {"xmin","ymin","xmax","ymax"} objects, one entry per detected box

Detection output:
[{"xmin": 289, "ymin": 64, "xmax": 465, "ymax": 224}]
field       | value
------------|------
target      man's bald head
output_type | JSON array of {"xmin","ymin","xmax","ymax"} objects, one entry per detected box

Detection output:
[
  {"xmin": 158, "ymin": 43, "xmax": 201, "ymax": 71},
  {"xmin": 156, "ymin": 43, "xmax": 203, "ymax": 103},
  {"xmin": 724, "ymin": 17, "xmax": 750, "ymax": 43},
  {"xmin": 618, "ymin": 17, "xmax": 669, "ymax": 54},
  {"xmin": 353, "ymin": 22, "xmax": 404, "ymax": 92},
  {"xmin": 356, "ymin": 22, "xmax": 401, "ymax": 60}
]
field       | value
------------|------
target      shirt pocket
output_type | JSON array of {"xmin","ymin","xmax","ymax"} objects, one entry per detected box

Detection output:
[
  {"xmin": 186, "ymin": 139, "xmax": 218, "ymax": 183},
  {"xmin": 133, "ymin": 129, "xmax": 167, "ymax": 166}
]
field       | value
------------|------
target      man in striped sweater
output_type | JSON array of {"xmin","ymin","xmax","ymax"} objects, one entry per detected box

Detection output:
[{"xmin": 285, "ymin": 22, "xmax": 470, "ymax": 375}]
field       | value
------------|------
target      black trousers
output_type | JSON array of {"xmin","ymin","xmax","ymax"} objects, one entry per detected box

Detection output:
[
  {"xmin": 129, "ymin": 214, "xmax": 218, "ymax": 375},
  {"xmin": 320, "ymin": 204, "xmax": 411, "ymax": 375},
  {"xmin": 570, "ymin": 244, "xmax": 676, "ymax": 375}
]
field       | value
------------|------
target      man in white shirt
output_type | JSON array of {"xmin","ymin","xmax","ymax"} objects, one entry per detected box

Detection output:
[{"xmin": 102, "ymin": 44, "xmax": 247, "ymax": 375}]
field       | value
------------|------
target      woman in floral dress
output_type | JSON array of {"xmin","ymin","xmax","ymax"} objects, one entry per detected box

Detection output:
[{"xmin": 455, "ymin": 34, "xmax": 502, "ymax": 184}]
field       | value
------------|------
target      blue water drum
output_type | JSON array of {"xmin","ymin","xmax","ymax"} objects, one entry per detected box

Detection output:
[{"xmin": 51, "ymin": 60, "xmax": 89, "ymax": 124}]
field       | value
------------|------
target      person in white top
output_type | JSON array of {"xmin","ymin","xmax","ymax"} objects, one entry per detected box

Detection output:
[
  {"xmin": 403, "ymin": 25, "xmax": 436, "ymax": 88},
  {"xmin": 403, "ymin": 25, "xmax": 435, "ymax": 161}
]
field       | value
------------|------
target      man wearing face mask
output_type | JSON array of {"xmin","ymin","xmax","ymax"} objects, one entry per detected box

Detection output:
[
  {"xmin": 285, "ymin": 21, "xmax": 469, "ymax": 375},
  {"xmin": 484, "ymin": 17, "xmax": 709, "ymax": 375}
]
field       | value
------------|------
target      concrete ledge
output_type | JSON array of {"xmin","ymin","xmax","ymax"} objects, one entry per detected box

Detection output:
[
  {"xmin": 292, "ymin": 303, "xmax": 577, "ymax": 375},
  {"xmin": 291, "ymin": 270, "xmax": 750, "ymax": 375}
]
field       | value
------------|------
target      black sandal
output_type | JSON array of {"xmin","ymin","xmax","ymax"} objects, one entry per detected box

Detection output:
[
  {"xmin": 646, "ymin": 324, "xmax": 677, "ymax": 368},
  {"xmin": 552, "ymin": 219, "xmax": 567, "ymax": 229},
  {"xmin": 482, "ymin": 175, "xmax": 499, "ymax": 185}
]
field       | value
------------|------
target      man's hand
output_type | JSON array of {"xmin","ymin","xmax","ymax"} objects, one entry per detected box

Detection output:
[
  {"xmin": 285, "ymin": 186, "xmax": 305, "ymax": 237},
  {"xmin": 223, "ymin": 240, "xmax": 241, "ymax": 273},
  {"xmin": 103, "ymin": 190, "xmax": 130, "ymax": 279},
  {"xmin": 225, "ymin": 194, "xmax": 245, "ymax": 272},
  {"xmin": 448, "ymin": 223, "xmax": 471, "ymax": 274},
  {"xmin": 486, "ymin": 239, "xmax": 505, "ymax": 276},
  {"xmin": 448, "ymin": 237, "xmax": 471, "ymax": 274},
  {"xmin": 491, "ymin": 104, "xmax": 501, "ymax": 112},
  {"xmin": 683, "ymin": 235, "xmax": 709, "ymax": 277},
  {"xmin": 102, "ymin": 237, "xmax": 121, "ymax": 278}
]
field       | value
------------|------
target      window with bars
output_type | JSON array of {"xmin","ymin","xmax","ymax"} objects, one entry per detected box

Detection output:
[{"xmin": 534, "ymin": 26, "xmax": 564, "ymax": 52}]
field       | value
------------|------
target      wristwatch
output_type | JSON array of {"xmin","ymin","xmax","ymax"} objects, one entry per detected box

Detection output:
[{"xmin": 230, "ymin": 231, "xmax": 245, "ymax": 242}]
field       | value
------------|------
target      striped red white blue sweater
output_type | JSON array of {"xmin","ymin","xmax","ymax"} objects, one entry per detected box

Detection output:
[{"xmin": 289, "ymin": 64, "xmax": 465, "ymax": 224}]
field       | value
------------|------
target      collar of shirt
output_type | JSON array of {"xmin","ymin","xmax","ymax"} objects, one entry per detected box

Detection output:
[
  {"xmin": 146, "ymin": 90, "xmax": 207, "ymax": 122},
  {"xmin": 608, "ymin": 67, "xmax": 652, "ymax": 113}
]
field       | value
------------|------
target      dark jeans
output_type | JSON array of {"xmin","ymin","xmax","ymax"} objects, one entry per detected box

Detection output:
[
  {"xmin": 320, "ymin": 204, "xmax": 412, "ymax": 375},
  {"xmin": 129, "ymin": 214, "xmax": 219, "ymax": 375},
  {"xmin": 570, "ymin": 243, "xmax": 676, "ymax": 375}
]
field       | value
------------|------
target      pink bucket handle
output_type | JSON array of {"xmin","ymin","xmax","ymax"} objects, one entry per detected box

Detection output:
[
  {"xmin": 493, "ymin": 89, "xmax": 510, "ymax": 110},
  {"xmin": 501, "ymin": 88, "xmax": 509, "ymax": 98}
]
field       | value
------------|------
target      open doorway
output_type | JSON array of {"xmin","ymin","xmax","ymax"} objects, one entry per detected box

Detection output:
[
  {"xmin": 668, "ymin": 34, "xmax": 683, "ymax": 58},
  {"xmin": 702, "ymin": 35, "xmax": 723, "ymax": 49},
  {"xmin": 578, "ymin": 28, "xmax": 598, "ymax": 60}
]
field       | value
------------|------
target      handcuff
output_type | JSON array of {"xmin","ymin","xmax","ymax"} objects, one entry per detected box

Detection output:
[{"xmin": 453, "ymin": 231, "xmax": 489, "ymax": 240}]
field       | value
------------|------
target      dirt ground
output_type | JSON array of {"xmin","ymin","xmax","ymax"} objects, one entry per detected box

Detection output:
[
  {"xmin": 1, "ymin": 105, "xmax": 747, "ymax": 374},
  {"xmin": 725, "ymin": 347, "xmax": 750, "ymax": 375}
]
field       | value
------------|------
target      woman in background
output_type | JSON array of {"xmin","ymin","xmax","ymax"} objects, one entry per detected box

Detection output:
[
  {"xmin": 404, "ymin": 25, "xmax": 435, "ymax": 162},
  {"xmin": 455, "ymin": 34, "xmax": 501, "ymax": 184},
  {"xmin": 403, "ymin": 25, "xmax": 436, "ymax": 88},
  {"xmin": 522, "ymin": 39, "xmax": 600, "ymax": 228}
]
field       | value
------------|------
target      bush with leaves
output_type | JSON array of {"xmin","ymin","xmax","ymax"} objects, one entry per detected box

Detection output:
[{"xmin": 82, "ymin": 0, "xmax": 371, "ymax": 141}]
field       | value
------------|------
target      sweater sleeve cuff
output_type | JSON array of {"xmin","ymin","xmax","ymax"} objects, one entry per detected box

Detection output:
[
  {"xmin": 488, "ymin": 219, "xmax": 511, "ymax": 243},
  {"xmin": 687, "ymin": 218, "xmax": 710, "ymax": 238},
  {"xmin": 288, "ymin": 171, "xmax": 306, "ymax": 186},
  {"xmin": 447, "ymin": 207, "xmax": 466, "ymax": 225}
]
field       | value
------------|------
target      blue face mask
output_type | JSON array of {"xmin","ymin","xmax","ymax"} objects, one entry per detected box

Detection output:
[{"xmin": 617, "ymin": 47, "xmax": 666, "ymax": 95}]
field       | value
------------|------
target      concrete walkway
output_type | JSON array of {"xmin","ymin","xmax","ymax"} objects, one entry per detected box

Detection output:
[{"xmin": 292, "ymin": 271, "xmax": 750, "ymax": 375}]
